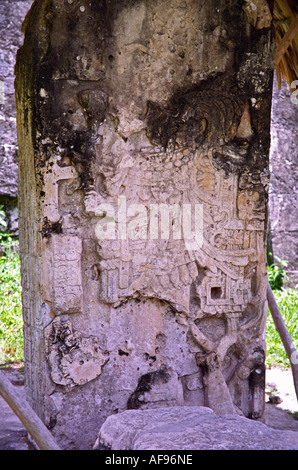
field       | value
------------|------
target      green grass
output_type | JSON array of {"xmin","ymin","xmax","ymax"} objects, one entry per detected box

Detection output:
[
  {"xmin": 266, "ymin": 287, "xmax": 298, "ymax": 368},
  {"xmin": 0, "ymin": 238, "xmax": 23, "ymax": 365}
]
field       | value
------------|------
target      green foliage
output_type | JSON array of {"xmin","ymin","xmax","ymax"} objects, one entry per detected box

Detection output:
[
  {"xmin": 0, "ymin": 205, "xmax": 7, "ymax": 231},
  {"xmin": 290, "ymin": 411, "xmax": 298, "ymax": 421},
  {"xmin": 266, "ymin": 287, "xmax": 298, "ymax": 368},
  {"xmin": 0, "ymin": 204, "xmax": 14, "ymax": 245},
  {"xmin": 0, "ymin": 237, "xmax": 23, "ymax": 365},
  {"xmin": 267, "ymin": 253, "xmax": 289, "ymax": 290}
]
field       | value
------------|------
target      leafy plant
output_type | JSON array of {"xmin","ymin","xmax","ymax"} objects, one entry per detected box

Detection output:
[
  {"xmin": 267, "ymin": 253, "xmax": 289, "ymax": 290},
  {"xmin": 266, "ymin": 287, "xmax": 298, "ymax": 368},
  {"xmin": 0, "ymin": 204, "xmax": 7, "ymax": 230},
  {"xmin": 0, "ymin": 204, "xmax": 14, "ymax": 245},
  {"xmin": 0, "ymin": 236, "xmax": 23, "ymax": 365},
  {"xmin": 290, "ymin": 411, "xmax": 298, "ymax": 421}
]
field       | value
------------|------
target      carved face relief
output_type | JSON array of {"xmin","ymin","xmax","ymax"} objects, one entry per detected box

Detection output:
[{"xmin": 83, "ymin": 86, "xmax": 264, "ymax": 322}]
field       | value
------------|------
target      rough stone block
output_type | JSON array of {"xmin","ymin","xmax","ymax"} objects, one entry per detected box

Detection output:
[{"xmin": 94, "ymin": 406, "xmax": 298, "ymax": 451}]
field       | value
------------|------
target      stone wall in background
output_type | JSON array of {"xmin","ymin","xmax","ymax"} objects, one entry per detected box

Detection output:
[
  {"xmin": 269, "ymin": 77, "xmax": 298, "ymax": 287},
  {"xmin": 0, "ymin": 0, "xmax": 33, "ymax": 233}
]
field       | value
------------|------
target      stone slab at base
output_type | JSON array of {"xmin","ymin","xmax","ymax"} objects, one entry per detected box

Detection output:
[{"xmin": 94, "ymin": 406, "xmax": 298, "ymax": 451}]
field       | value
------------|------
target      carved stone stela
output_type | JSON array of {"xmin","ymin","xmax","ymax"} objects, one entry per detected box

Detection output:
[{"xmin": 15, "ymin": 0, "xmax": 274, "ymax": 449}]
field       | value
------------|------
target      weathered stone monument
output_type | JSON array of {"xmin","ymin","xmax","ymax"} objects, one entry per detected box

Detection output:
[{"xmin": 15, "ymin": 0, "xmax": 275, "ymax": 449}]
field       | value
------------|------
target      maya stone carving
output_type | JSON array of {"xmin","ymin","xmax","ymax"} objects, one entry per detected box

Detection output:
[{"xmin": 15, "ymin": 0, "xmax": 274, "ymax": 448}]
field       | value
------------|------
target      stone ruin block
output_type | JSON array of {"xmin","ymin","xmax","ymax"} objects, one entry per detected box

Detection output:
[{"xmin": 15, "ymin": 0, "xmax": 274, "ymax": 449}]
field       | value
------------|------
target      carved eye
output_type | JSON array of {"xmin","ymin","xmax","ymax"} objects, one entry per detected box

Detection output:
[{"xmin": 238, "ymin": 139, "xmax": 249, "ymax": 148}]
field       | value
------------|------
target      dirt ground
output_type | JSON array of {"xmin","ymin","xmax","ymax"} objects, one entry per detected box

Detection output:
[
  {"xmin": 264, "ymin": 366, "xmax": 298, "ymax": 432},
  {"xmin": 0, "ymin": 364, "xmax": 297, "ymax": 450}
]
